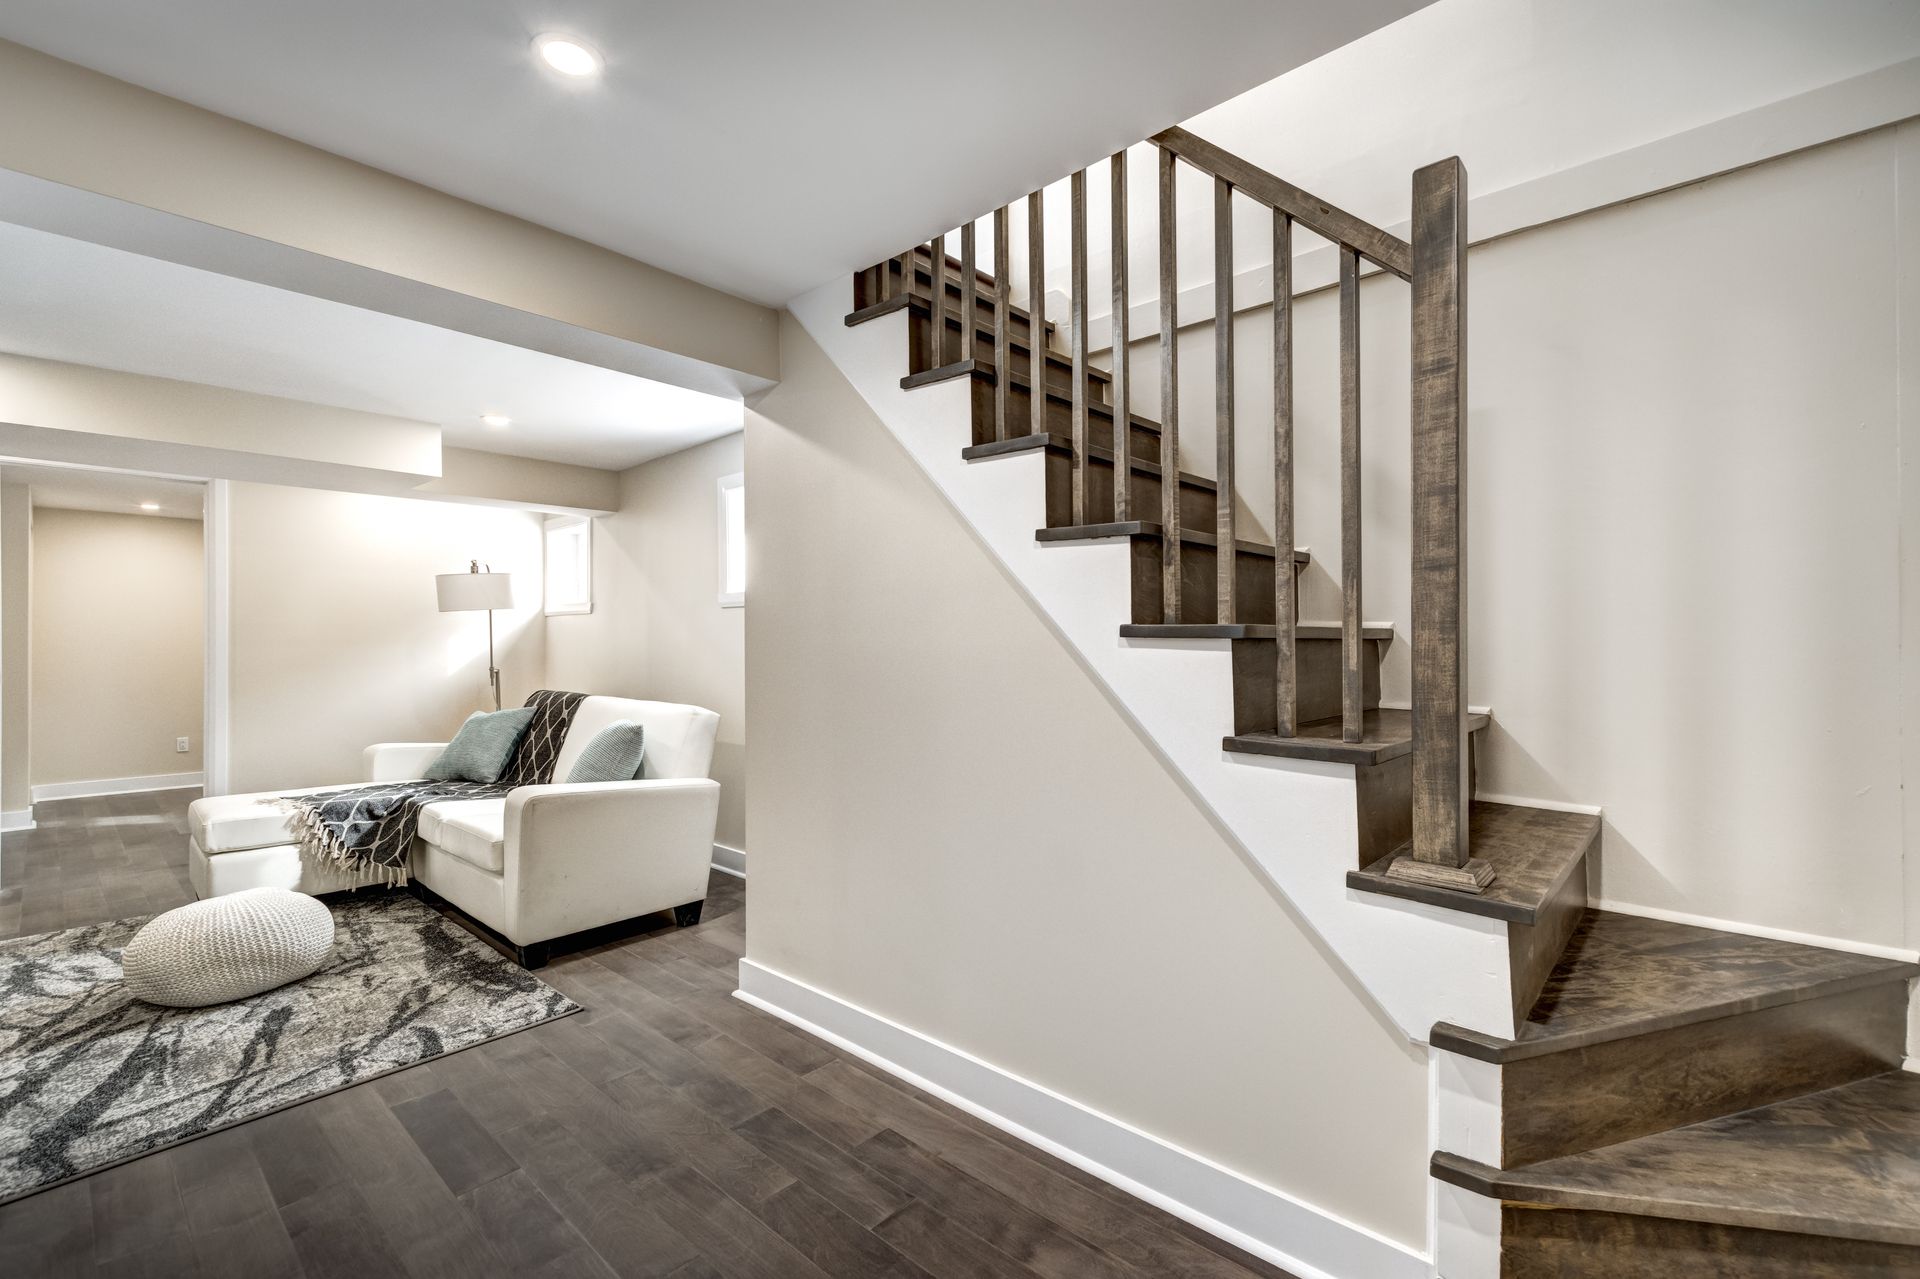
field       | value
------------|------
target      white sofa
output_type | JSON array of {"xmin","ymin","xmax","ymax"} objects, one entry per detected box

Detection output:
[{"xmin": 186, "ymin": 697, "xmax": 722, "ymax": 966}]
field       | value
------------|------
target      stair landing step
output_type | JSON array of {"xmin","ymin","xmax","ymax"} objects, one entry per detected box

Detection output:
[
  {"xmin": 1434, "ymin": 909, "xmax": 1919, "ymax": 1061},
  {"xmin": 1121, "ymin": 622, "xmax": 1392, "ymax": 642},
  {"xmin": 1346, "ymin": 800, "xmax": 1595, "ymax": 923},
  {"xmin": 1035, "ymin": 520, "xmax": 1311, "ymax": 563},
  {"xmin": 1432, "ymin": 1071, "xmax": 1920, "ymax": 1248},
  {"xmin": 1224, "ymin": 708, "xmax": 1488, "ymax": 767}
]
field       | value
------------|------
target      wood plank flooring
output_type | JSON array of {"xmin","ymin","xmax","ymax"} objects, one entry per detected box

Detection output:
[{"xmin": 0, "ymin": 792, "xmax": 1297, "ymax": 1279}]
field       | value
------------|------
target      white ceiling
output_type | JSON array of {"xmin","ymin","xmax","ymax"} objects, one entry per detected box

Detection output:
[
  {"xmin": 1, "ymin": 462, "xmax": 205, "ymax": 520},
  {"xmin": 0, "ymin": 0, "xmax": 1428, "ymax": 306},
  {"xmin": 0, "ymin": 221, "xmax": 745, "ymax": 471}
]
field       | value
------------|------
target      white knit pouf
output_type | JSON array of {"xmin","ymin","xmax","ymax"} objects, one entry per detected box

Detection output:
[{"xmin": 122, "ymin": 888, "xmax": 336, "ymax": 1008}]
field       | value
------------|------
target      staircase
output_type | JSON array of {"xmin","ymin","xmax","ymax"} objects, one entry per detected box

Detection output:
[{"xmin": 812, "ymin": 131, "xmax": 1920, "ymax": 1277}]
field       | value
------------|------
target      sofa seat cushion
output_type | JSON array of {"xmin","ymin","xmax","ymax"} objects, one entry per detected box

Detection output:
[
  {"xmin": 190, "ymin": 785, "xmax": 343, "ymax": 854},
  {"xmin": 416, "ymin": 799, "xmax": 506, "ymax": 874}
]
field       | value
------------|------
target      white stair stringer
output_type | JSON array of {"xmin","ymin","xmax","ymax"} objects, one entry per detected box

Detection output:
[{"xmin": 793, "ymin": 280, "xmax": 1516, "ymax": 1042}]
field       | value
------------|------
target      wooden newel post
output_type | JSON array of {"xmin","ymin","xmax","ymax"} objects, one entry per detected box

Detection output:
[{"xmin": 1391, "ymin": 156, "xmax": 1495, "ymax": 894}]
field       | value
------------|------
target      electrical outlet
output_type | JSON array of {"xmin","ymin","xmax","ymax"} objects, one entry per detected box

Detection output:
[{"xmin": 176, "ymin": 736, "xmax": 190, "ymax": 753}]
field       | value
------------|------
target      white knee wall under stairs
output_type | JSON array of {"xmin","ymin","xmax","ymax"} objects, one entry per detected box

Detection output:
[{"xmin": 791, "ymin": 279, "xmax": 1516, "ymax": 1045}]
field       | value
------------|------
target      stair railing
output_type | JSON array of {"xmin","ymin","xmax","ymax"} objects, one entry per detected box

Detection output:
[{"xmin": 863, "ymin": 135, "xmax": 1484, "ymax": 885}]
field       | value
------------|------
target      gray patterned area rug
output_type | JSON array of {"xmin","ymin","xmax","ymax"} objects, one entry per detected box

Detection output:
[{"xmin": 0, "ymin": 891, "xmax": 580, "ymax": 1203}]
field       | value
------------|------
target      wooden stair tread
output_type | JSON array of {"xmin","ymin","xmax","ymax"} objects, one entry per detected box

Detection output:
[
  {"xmin": 963, "ymin": 431, "xmax": 1205, "ymax": 493},
  {"xmin": 1434, "ymin": 909, "xmax": 1919, "ymax": 1061},
  {"xmin": 1432, "ymin": 1071, "xmax": 1920, "ymax": 1248},
  {"xmin": 1034, "ymin": 520, "xmax": 1310, "ymax": 563},
  {"xmin": 1345, "ymin": 800, "xmax": 1596, "ymax": 923},
  {"xmin": 1224, "ymin": 708, "xmax": 1489, "ymax": 767},
  {"xmin": 922, "ymin": 361, "xmax": 1165, "ymax": 442},
  {"xmin": 871, "ymin": 291, "xmax": 1113, "ymax": 388},
  {"xmin": 1119, "ymin": 623, "xmax": 1393, "ymax": 642}
]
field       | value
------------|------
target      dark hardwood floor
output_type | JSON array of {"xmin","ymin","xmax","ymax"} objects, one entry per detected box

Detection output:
[{"xmin": 0, "ymin": 792, "xmax": 1296, "ymax": 1279}]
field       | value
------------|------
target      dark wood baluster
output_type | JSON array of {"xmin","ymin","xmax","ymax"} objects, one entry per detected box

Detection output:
[
  {"xmin": 1028, "ymin": 189, "xmax": 1047, "ymax": 439},
  {"xmin": 1401, "ymin": 156, "xmax": 1491, "ymax": 890},
  {"xmin": 1339, "ymin": 246, "xmax": 1363, "ymax": 744},
  {"xmin": 1213, "ymin": 176, "xmax": 1235, "ymax": 624},
  {"xmin": 927, "ymin": 235, "xmax": 947, "ymax": 367},
  {"xmin": 993, "ymin": 205, "xmax": 1011, "ymax": 441},
  {"xmin": 892, "ymin": 249, "xmax": 910, "ymax": 301},
  {"xmin": 1110, "ymin": 150, "xmax": 1131, "ymax": 522},
  {"xmin": 1157, "ymin": 147, "xmax": 1181, "ymax": 622},
  {"xmin": 1070, "ymin": 168, "xmax": 1089, "ymax": 525},
  {"xmin": 1273, "ymin": 211, "xmax": 1296, "ymax": 737},
  {"xmin": 959, "ymin": 220, "xmax": 977, "ymax": 366}
]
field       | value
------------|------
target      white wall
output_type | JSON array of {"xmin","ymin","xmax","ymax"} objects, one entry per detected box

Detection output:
[
  {"xmin": 746, "ymin": 313, "xmax": 1430, "ymax": 1251},
  {"xmin": 546, "ymin": 434, "xmax": 747, "ymax": 851},
  {"xmin": 985, "ymin": 0, "xmax": 1920, "ymax": 309},
  {"xmin": 1106, "ymin": 124, "xmax": 1917, "ymax": 954},
  {"xmin": 29, "ymin": 507, "xmax": 203, "ymax": 785},
  {"xmin": 225, "ymin": 482, "xmax": 544, "ymax": 793}
]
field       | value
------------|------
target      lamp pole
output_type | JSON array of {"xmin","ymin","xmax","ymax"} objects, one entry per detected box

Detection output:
[{"xmin": 470, "ymin": 559, "xmax": 503, "ymax": 711}]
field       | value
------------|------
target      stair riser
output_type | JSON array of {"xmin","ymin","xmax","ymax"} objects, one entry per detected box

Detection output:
[
  {"xmin": 905, "ymin": 297, "xmax": 1105, "ymax": 404},
  {"xmin": 1126, "ymin": 538, "xmax": 1296, "ymax": 626},
  {"xmin": 858, "ymin": 257, "xmax": 1053, "ymax": 344},
  {"xmin": 1039, "ymin": 449, "xmax": 1215, "ymax": 534},
  {"xmin": 1498, "ymin": 980, "xmax": 1909, "ymax": 1168},
  {"xmin": 1500, "ymin": 1206, "xmax": 1920, "ymax": 1277},
  {"xmin": 1351, "ymin": 735, "xmax": 1481, "ymax": 870},
  {"xmin": 952, "ymin": 372, "xmax": 1161, "ymax": 465},
  {"xmin": 1227, "ymin": 637, "xmax": 1383, "ymax": 735},
  {"xmin": 1507, "ymin": 856, "xmax": 1587, "ymax": 1026}
]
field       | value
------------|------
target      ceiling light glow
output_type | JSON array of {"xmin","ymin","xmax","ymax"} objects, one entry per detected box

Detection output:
[
  {"xmin": 480, "ymin": 414, "xmax": 512, "ymax": 428},
  {"xmin": 139, "ymin": 502, "xmax": 160, "ymax": 511},
  {"xmin": 534, "ymin": 35, "xmax": 602, "ymax": 77}
]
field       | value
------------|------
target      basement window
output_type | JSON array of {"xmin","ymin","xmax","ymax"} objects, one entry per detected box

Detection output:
[
  {"xmin": 544, "ymin": 514, "xmax": 593, "ymax": 616},
  {"xmin": 718, "ymin": 472, "xmax": 746, "ymax": 608}
]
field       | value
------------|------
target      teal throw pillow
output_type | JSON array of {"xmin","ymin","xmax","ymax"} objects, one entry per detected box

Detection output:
[
  {"xmin": 566, "ymin": 721, "xmax": 647, "ymax": 783},
  {"xmin": 425, "ymin": 707, "xmax": 535, "ymax": 783}
]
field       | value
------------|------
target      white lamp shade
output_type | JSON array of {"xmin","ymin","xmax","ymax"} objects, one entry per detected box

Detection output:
[{"xmin": 436, "ymin": 570, "xmax": 512, "ymax": 612}]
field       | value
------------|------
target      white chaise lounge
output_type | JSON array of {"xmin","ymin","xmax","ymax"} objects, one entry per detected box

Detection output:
[{"xmin": 186, "ymin": 696, "xmax": 722, "ymax": 966}]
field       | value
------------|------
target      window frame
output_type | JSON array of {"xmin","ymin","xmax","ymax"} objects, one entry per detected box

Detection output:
[
  {"xmin": 543, "ymin": 513, "xmax": 594, "ymax": 617},
  {"xmin": 717, "ymin": 471, "xmax": 745, "ymax": 608}
]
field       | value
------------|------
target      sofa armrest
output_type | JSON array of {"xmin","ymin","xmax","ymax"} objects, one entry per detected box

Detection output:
[
  {"xmin": 363, "ymin": 742, "xmax": 448, "ymax": 783},
  {"xmin": 499, "ymin": 779, "xmax": 721, "ymax": 940}
]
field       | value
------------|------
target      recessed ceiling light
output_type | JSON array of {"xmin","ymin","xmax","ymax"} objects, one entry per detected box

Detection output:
[
  {"xmin": 480, "ymin": 414, "xmax": 512, "ymax": 428},
  {"xmin": 139, "ymin": 502, "xmax": 160, "ymax": 511},
  {"xmin": 534, "ymin": 35, "xmax": 602, "ymax": 78}
]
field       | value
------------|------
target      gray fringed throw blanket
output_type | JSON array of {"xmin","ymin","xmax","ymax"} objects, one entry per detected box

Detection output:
[{"xmin": 279, "ymin": 690, "xmax": 586, "ymax": 886}]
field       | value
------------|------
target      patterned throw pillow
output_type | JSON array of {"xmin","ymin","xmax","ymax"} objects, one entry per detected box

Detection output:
[
  {"xmin": 425, "ymin": 708, "xmax": 536, "ymax": 783},
  {"xmin": 566, "ymin": 721, "xmax": 646, "ymax": 783}
]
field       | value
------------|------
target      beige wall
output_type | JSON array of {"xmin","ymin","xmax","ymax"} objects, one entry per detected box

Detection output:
[
  {"xmin": 744, "ymin": 314, "xmax": 1429, "ymax": 1248},
  {"xmin": 226, "ymin": 483, "xmax": 545, "ymax": 793},
  {"xmin": 0, "ymin": 484, "xmax": 31, "ymax": 813},
  {"xmin": 0, "ymin": 353, "xmax": 442, "ymax": 489},
  {"xmin": 29, "ymin": 508, "xmax": 203, "ymax": 786},
  {"xmin": 547, "ymin": 434, "xmax": 747, "ymax": 850},
  {"xmin": 0, "ymin": 39, "xmax": 778, "ymax": 390},
  {"xmin": 1114, "ymin": 124, "xmax": 1917, "ymax": 953}
]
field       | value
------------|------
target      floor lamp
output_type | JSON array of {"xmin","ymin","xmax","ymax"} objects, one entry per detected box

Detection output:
[{"xmin": 436, "ymin": 560, "xmax": 513, "ymax": 710}]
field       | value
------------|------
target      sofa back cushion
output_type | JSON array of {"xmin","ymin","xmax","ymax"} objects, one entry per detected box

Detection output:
[{"xmin": 553, "ymin": 697, "xmax": 718, "ymax": 781}]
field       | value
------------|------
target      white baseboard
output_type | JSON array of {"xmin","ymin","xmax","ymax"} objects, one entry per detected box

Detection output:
[
  {"xmin": 710, "ymin": 842, "xmax": 746, "ymax": 878},
  {"xmin": 736, "ymin": 959, "xmax": 1427, "ymax": 1279},
  {"xmin": 32, "ymin": 771, "xmax": 205, "ymax": 802},
  {"xmin": 1592, "ymin": 897, "xmax": 1920, "ymax": 965},
  {"xmin": 0, "ymin": 809, "xmax": 34, "ymax": 832},
  {"xmin": 1469, "ymin": 791, "xmax": 1605, "ymax": 817}
]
